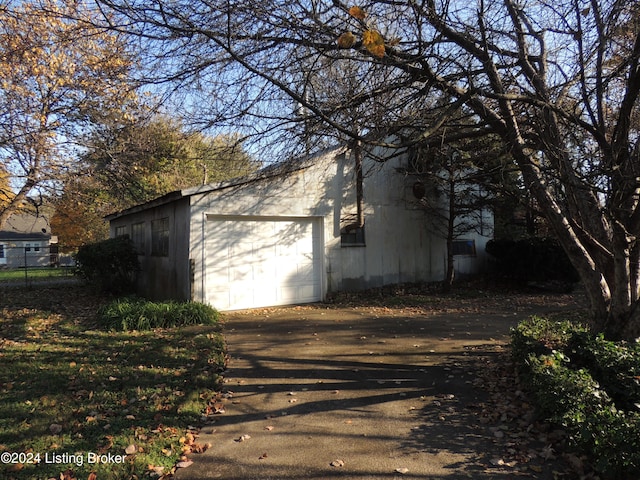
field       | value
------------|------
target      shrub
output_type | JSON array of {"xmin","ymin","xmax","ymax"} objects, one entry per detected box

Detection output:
[
  {"xmin": 98, "ymin": 297, "xmax": 221, "ymax": 331},
  {"xmin": 486, "ymin": 237, "xmax": 579, "ymax": 283},
  {"xmin": 526, "ymin": 351, "xmax": 614, "ymax": 434},
  {"xmin": 511, "ymin": 315, "xmax": 587, "ymax": 366},
  {"xmin": 568, "ymin": 332, "xmax": 640, "ymax": 411},
  {"xmin": 75, "ymin": 237, "xmax": 140, "ymax": 294},
  {"xmin": 512, "ymin": 317, "xmax": 640, "ymax": 478}
]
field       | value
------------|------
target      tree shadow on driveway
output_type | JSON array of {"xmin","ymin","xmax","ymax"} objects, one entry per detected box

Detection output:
[{"xmin": 176, "ymin": 302, "xmax": 577, "ymax": 479}]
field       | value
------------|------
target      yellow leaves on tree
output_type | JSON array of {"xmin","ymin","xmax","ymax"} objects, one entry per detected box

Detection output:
[
  {"xmin": 363, "ymin": 30, "xmax": 385, "ymax": 58},
  {"xmin": 348, "ymin": 6, "xmax": 367, "ymax": 20},
  {"xmin": 1, "ymin": 1, "xmax": 132, "ymax": 109},
  {"xmin": 0, "ymin": 0, "xmax": 137, "ymax": 231},
  {"xmin": 339, "ymin": 7, "xmax": 386, "ymax": 58},
  {"xmin": 0, "ymin": 165, "xmax": 11, "ymax": 208},
  {"xmin": 337, "ymin": 32, "xmax": 357, "ymax": 48}
]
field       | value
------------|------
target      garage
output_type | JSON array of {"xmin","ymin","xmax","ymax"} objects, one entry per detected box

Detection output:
[{"xmin": 204, "ymin": 216, "xmax": 323, "ymax": 310}]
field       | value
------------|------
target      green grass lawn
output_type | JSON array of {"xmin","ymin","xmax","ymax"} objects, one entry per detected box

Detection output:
[
  {"xmin": 0, "ymin": 267, "xmax": 73, "ymax": 283},
  {"xmin": 0, "ymin": 286, "xmax": 226, "ymax": 480}
]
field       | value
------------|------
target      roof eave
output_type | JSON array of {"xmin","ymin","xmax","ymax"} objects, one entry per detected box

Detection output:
[{"xmin": 105, "ymin": 145, "xmax": 346, "ymax": 221}]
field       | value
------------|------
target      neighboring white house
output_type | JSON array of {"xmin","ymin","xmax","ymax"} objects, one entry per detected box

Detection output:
[
  {"xmin": 106, "ymin": 145, "xmax": 493, "ymax": 310},
  {"xmin": 0, "ymin": 214, "xmax": 57, "ymax": 268}
]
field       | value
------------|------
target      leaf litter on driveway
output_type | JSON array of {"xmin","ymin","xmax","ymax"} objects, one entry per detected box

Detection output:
[{"xmin": 179, "ymin": 285, "xmax": 590, "ymax": 479}]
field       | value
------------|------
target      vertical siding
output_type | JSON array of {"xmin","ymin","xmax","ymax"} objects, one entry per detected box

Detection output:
[{"xmin": 109, "ymin": 198, "xmax": 191, "ymax": 300}]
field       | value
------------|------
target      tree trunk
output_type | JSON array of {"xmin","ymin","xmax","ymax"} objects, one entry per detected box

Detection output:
[
  {"xmin": 509, "ymin": 142, "xmax": 615, "ymax": 333},
  {"xmin": 442, "ymin": 175, "xmax": 456, "ymax": 293},
  {"xmin": 354, "ymin": 141, "xmax": 364, "ymax": 228}
]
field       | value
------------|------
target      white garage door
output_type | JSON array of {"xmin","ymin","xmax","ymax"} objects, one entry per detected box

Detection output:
[{"xmin": 204, "ymin": 216, "xmax": 323, "ymax": 310}]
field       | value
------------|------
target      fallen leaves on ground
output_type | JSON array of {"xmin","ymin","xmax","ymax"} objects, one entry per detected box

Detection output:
[
  {"xmin": 203, "ymin": 391, "xmax": 228, "ymax": 415},
  {"xmin": 56, "ymin": 469, "xmax": 77, "ymax": 480},
  {"xmin": 473, "ymin": 345, "xmax": 597, "ymax": 478},
  {"xmin": 179, "ymin": 432, "xmax": 211, "ymax": 454}
]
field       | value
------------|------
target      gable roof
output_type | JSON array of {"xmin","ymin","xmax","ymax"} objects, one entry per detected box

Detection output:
[
  {"xmin": 0, "ymin": 213, "xmax": 51, "ymax": 241},
  {"xmin": 105, "ymin": 146, "xmax": 345, "ymax": 221}
]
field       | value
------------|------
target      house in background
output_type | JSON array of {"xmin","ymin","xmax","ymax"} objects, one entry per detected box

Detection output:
[
  {"xmin": 0, "ymin": 214, "xmax": 58, "ymax": 268},
  {"xmin": 106, "ymin": 145, "xmax": 493, "ymax": 311}
]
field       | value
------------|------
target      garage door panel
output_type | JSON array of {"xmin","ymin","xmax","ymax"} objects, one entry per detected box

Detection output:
[
  {"xmin": 300, "ymin": 284, "xmax": 321, "ymax": 300},
  {"xmin": 205, "ymin": 217, "xmax": 322, "ymax": 310},
  {"xmin": 228, "ymin": 222, "xmax": 253, "ymax": 236},
  {"xmin": 230, "ymin": 241, "xmax": 254, "ymax": 257},
  {"xmin": 229, "ymin": 288, "xmax": 256, "ymax": 309},
  {"xmin": 254, "ymin": 261, "xmax": 277, "ymax": 280},
  {"xmin": 280, "ymin": 284, "xmax": 320, "ymax": 303},
  {"xmin": 230, "ymin": 265, "xmax": 252, "ymax": 282},
  {"xmin": 208, "ymin": 221, "xmax": 228, "ymax": 236},
  {"xmin": 296, "ymin": 263, "xmax": 316, "ymax": 281},
  {"xmin": 255, "ymin": 244, "xmax": 277, "ymax": 261},
  {"xmin": 207, "ymin": 266, "xmax": 229, "ymax": 279},
  {"xmin": 279, "ymin": 286, "xmax": 299, "ymax": 303},
  {"xmin": 208, "ymin": 287, "xmax": 231, "ymax": 307}
]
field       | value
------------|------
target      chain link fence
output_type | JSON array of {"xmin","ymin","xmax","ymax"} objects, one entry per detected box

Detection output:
[{"xmin": 0, "ymin": 244, "xmax": 78, "ymax": 287}]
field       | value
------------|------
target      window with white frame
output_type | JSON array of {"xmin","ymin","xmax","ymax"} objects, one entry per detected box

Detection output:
[{"xmin": 25, "ymin": 243, "xmax": 41, "ymax": 253}]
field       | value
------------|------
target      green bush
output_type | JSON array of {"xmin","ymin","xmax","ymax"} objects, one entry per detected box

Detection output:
[
  {"xmin": 512, "ymin": 317, "xmax": 640, "ymax": 478},
  {"xmin": 98, "ymin": 297, "xmax": 221, "ymax": 331},
  {"xmin": 511, "ymin": 315, "xmax": 587, "ymax": 366},
  {"xmin": 75, "ymin": 237, "xmax": 140, "ymax": 294},
  {"xmin": 526, "ymin": 351, "xmax": 614, "ymax": 433},
  {"xmin": 486, "ymin": 237, "xmax": 579, "ymax": 283},
  {"xmin": 566, "ymin": 332, "xmax": 640, "ymax": 411}
]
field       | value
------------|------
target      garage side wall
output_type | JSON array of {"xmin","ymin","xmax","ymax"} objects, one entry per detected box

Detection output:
[
  {"xmin": 332, "ymin": 151, "xmax": 445, "ymax": 291},
  {"xmin": 108, "ymin": 198, "xmax": 191, "ymax": 300}
]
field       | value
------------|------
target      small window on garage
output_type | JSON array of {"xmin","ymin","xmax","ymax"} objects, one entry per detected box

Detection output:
[
  {"xmin": 341, "ymin": 225, "xmax": 365, "ymax": 247},
  {"xmin": 151, "ymin": 218, "xmax": 169, "ymax": 256},
  {"xmin": 452, "ymin": 239, "xmax": 476, "ymax": 256},
  {"xmin": 131, "ymin": 222, "xmax": 145, "ymax": 255},
  {"xmin": 115, "ymin": 225, "xmax": 128, "ymax": 238}
]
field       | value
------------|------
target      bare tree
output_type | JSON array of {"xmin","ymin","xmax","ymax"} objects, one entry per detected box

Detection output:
[
  {"xmin": 88, "ymin": 0, "xmax": 640, "ymax": 339},
  {"xmin": 408, "ymin": 143, "xmax": 495, "ymax": 291}
]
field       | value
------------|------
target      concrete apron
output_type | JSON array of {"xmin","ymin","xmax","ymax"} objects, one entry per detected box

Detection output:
[{"xmin": 175, "ymin": 306, "xmax": 522, "ymax": 480}]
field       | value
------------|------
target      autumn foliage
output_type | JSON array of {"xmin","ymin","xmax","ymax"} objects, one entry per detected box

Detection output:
[
  {"xmin": 0, "ymin": 0, "xmax": 136, "ymax": 230},
  {"xmin": 338, "ymin": 6, "xmax": 385, "ymax": 58}
]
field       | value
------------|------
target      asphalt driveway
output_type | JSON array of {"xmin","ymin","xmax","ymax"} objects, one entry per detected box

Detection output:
[{"xmin": 175, "ymin": 292, "xmax": 582, "ymax": 479}]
